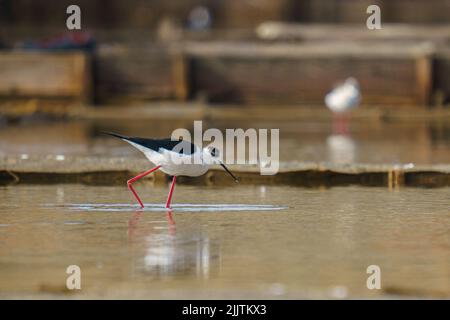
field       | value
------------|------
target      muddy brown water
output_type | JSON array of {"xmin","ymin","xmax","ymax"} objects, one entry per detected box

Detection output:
[{"xmin": 0, "ymin": 184, "xmax": 448, "ymax": 299}]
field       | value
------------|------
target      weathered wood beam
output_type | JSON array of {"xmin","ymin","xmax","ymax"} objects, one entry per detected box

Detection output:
[
  {"xmin": 184, "ymin": 41, "xmax": 434, "ymax": 106},
  {"xmin": 0, "ymin": 51, "xmax": 91, "ymax": 103}
]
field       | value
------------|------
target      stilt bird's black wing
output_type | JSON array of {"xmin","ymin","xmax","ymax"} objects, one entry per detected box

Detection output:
[{"xmin": 103, "ymin": 132, "xmax": 197, "ymax": 155}]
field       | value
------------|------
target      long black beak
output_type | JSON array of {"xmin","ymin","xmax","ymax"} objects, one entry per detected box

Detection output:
[{"xmin": 220, "ymin": 162, "xmax": 239, "ymax": 182}]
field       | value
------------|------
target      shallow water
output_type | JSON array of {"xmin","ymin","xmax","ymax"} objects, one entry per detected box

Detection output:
[{"xmin": 0, "ymin": 184, "xmax": 448, "ymax": 299}]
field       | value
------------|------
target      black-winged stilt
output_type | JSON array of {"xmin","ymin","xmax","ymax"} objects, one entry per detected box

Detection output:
[
  {"xmin": 104, "ymin": 132, "xmax": 238, "ymax": 209},
  {"xmin": 325, "ymin": 77, "xmax": 361, "ymax": 134}
]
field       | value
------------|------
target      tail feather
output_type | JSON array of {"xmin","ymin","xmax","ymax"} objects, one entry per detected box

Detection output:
[{"xmin": 102, "ymin": 131, "xmax": 129, "ymax": 140}]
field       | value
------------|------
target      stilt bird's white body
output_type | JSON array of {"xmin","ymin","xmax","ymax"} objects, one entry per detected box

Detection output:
[{"xmin": 127, "ymin": 140, "xmax": 209, "ymax": 177}]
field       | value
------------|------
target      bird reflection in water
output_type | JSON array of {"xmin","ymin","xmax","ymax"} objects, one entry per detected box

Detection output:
[
  {"xmin": 128, "ymin": 209, "xmax": 219, "ymax": 279},
  {"xmin": 326, "ymin": 134, "xmax": 357, "ymax": 164}
]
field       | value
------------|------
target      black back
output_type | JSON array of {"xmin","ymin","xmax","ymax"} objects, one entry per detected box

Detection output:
[{"xmin": 104, "ymin": 132, "xmax": 197, "ymax": 155}]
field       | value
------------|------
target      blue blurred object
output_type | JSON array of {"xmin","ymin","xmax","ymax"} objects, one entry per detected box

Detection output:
[
  {"xmin": 20, "ymin": 31, "xmax": 96, "ymax": 52},
  {"xmin": 188, "ymin": 6, "xmax": 212, "ymax": 31}
]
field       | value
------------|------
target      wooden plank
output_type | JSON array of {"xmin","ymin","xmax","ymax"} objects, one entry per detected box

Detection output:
[
  {"xmin": 415, "ymin": 56, "xmax": 432, "ymax": 106},
  {"xmin": 94, "ymin": 45, "xmax": 176, "ymax": 103},
  {"xmin": 0, "ymin": 51, "xmax": 91, "ymax": 102},
  {"xmin": 433, "ymin": 49, "xmax": 450, "ymax": 106},
  {"xmin": 256, "ymin": 23, "xmax": 450, "ymax": 43},
  {"xmin": 186, "ymin": 42, "xmax": 433, "ymax": 106},
  {"xmin": 171, "ymin": 52, "xmax": 189, "ymax": 101}
]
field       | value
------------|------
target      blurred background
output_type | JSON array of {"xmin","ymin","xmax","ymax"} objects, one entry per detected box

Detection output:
[
  {"xmin": 1, "ymin": 0, "xmax": 450, "ymax": 107},
  {"xmin": 0, "ymin": 0, "xmax": 449, "ymax": 166}
]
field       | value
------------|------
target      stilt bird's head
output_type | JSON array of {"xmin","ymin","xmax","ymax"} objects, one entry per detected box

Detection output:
[{"xmin": 202, "ymin": 146, "xmax": 239, "ymax": 183}]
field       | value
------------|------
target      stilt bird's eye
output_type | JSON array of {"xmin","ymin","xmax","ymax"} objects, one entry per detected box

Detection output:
[{"xmin": 210, "ymin": 147, "xmax": 219, "ymax": 157}]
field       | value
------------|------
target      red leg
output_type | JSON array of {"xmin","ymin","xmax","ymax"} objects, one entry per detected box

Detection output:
[
  {"xmin": 165, "ymin": 176, "xmax": 177, "ymax": 209},
  {"xmin": 342, "ymin": 113, "xmax": 350, "ymax": 134},
  {"xmin": 332, "ymin": 113, "xmax": 341, "ymax": 134},
  {"xmin": 333, "ymin": 113, "xmax": 349, "ymax": 135},
  {"xmin": 127, "ymin": 165, "xmax": 161, "ymax": 208}
]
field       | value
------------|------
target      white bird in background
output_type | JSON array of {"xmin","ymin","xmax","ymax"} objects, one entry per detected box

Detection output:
[
  {"xmin": 104, "ymin": 132, "xmax": 238, "ymax": 210},
  {"xmin": 325, "ymin": 77, "xmax": 361, "ymax": 134}
]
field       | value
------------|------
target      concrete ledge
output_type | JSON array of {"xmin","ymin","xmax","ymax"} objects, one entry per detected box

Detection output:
[{"xmin": 1, "ymin": 155, "xmax": 449, "ymax": 188}]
